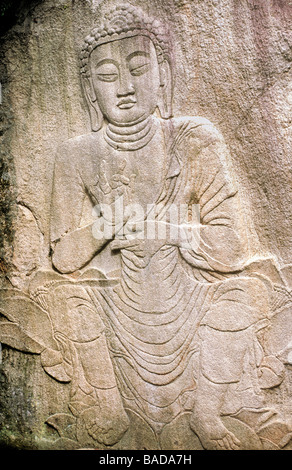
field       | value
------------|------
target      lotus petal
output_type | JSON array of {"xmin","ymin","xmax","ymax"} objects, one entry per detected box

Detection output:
[
  {"xmin": 0, "ymin": 289, "xmax": 57, "ymax": 350},
  {"xmin": 0, "ymin": 321, "xmax": 43, "ymax": 353}
]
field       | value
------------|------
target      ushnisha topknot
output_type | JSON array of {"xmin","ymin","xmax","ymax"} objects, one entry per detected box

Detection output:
[{"xmin": 80, "ymin": 4, "xmax": 172, "ymax": 78}]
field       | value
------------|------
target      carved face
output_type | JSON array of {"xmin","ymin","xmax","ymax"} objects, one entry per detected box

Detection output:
[{"xmin": 89, "ymin": 35, "xmax": 161, "ymax": 125}]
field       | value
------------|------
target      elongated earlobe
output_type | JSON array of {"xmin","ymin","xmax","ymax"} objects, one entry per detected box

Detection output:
[
  {"xmin": 81, "ymin": 76, "xmax": 103, "ymax": 131},
  {"xmin": 157, "ymin": 60, "xmax": 173, "ymax": 119}
]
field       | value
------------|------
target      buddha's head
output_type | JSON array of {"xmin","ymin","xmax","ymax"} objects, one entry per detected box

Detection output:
[{"xmin": 80, "ymin": 4, "xmax": 173, "ymax": 129}]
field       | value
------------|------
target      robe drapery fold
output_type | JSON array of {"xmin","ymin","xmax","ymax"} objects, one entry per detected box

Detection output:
[{"xmin": 51, "ymin": 117, "xmax": 261, "ymax": 427}]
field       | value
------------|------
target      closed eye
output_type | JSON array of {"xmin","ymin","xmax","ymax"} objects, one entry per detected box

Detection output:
[
  {"xmin": 130, "ymin": 63, "xmax": 150, "ymax": 76},
  {"xmin": 97, "ymin": 73, "xmax": 118, "ymax": 82}
]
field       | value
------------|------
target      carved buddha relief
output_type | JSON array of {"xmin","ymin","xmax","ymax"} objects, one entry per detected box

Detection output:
[{"xmin": 1, "ymin": 4, "xmax": 292, "ymax": 450}]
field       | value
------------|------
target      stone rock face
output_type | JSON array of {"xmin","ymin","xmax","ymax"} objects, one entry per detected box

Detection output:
[{"xmin": 0, "ymin": 0, "xmax": 292, "ymax": 450}]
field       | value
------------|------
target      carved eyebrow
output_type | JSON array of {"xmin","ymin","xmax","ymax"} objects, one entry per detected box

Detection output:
[
  {"xmin": 94, "ymin": 58, "xmax": 119, "ymax": 69},
  {"xmin": 126, "ymin": 51, "xmax": 150, "ymax": 62}
]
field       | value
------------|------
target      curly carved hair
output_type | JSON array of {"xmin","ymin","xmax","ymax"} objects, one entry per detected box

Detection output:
[{"xmin": 80, "ymin": 4, "xmax": 172, "ymax": 78}]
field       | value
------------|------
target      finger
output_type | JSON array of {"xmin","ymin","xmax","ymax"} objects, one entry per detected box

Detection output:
[
  {"xmin": 227, "ymin": 432, "xmax": 240, "ymax": 449},
  {"xmin": 222, "ymin": 436, "xmax": 232, "ymax": 450},
  {"xmin": 110, "ymin": 239, "xmax": 129, "ymax": 250},
  {"xmin": 216, "ymin": 439, "xmax": 225, "ymax": 450}
]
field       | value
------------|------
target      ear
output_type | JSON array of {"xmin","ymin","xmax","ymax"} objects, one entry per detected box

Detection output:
[
  {"xmin": 81, "ymin": 76, "xmax": 103, "ymax": 131},
  {"xmin": 157, "ymin": 60, "xmax": 173, "ymax": 119}
]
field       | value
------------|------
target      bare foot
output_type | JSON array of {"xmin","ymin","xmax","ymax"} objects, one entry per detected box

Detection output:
[
  {"xmin": 190, "ymin": 410, "xmax": 241, "ymax": 450},
  {"xmin": 81, "ymin": 405, "xmax": 130, "ymax": 446}
]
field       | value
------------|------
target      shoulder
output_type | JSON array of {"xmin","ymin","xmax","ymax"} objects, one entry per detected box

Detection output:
[
  {"xmin": 54, "ymin": 131, "xmax": 103, "ymax": 166},
  {"xmin": 161, "ymin": 116, "xmax": 234, "ymax": 179},
  {"xmin": 161, "ymin": 116, "xmax": 225, "ymax": 149}
]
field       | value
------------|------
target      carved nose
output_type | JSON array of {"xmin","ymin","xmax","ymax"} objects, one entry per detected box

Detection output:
[
  {"xmin": 117, "ymin": 72, "xmax": 135, "ymax": 97},
  {"xmin": 117, "ymin": 85, "xmax": 135, "ymax": 97}
]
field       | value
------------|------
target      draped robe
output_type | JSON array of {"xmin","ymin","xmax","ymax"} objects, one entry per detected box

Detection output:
[{"xmin": 51, "ymin": 116, "xmax": 265, "ymax": 429}]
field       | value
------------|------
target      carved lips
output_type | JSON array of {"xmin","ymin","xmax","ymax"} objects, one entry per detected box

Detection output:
[{"xmin": 117, "ymin": 98, "xmax": 137, "ymax": 109}]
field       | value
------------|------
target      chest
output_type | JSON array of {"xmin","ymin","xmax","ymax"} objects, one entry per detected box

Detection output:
[
  {"xmin": 83, "ymin": 128, "xmax": 194, "ymax": 211},
  {"xmin": 96, "ymin": 135, "xmax": 166, "ymax": 208}
]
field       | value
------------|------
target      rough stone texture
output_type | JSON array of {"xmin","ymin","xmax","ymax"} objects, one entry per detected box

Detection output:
[{"xmin": 0, "ymin": 0, "xmax": 292, "ymax": 450}]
